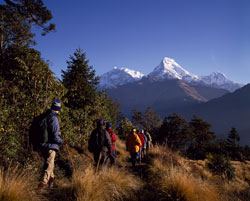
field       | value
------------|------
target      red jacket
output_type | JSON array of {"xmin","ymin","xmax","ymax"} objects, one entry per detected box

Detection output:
[
  {"xmin": 107, "ymin": 128, "xmax": 117, "ymax": 151},
  {"xmin": 137, "ymin": 132, "xmax": 145, "ymax": 148}
]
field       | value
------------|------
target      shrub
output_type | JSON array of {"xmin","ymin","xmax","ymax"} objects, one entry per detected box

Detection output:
[{"xmin": 206, "ymin": 153, "xmax": 235, "ymax": 180}]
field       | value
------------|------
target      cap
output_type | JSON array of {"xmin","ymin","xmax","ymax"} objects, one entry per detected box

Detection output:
[
  {"xmin": 51, "ymin": 100, "xmax": 61, "ymax": 111},
  {"xmin": 106, "ymin": 122, "xmax": 112, "ymax": 129}
]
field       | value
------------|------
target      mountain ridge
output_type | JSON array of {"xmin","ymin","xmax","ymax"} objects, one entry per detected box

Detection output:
[{"xmin": 99, "ymin": 57, "xmax": 243, "ymax": 92}]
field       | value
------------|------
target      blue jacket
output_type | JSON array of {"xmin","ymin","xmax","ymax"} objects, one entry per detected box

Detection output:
[{"xmin": 41, "ymin": 110, "xmax": 63, "ymax": 151}]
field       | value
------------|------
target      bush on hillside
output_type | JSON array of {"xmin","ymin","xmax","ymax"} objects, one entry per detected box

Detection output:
[{"xmin": 206, "ymin": 153, "xmax": 235, "ymax": 180}]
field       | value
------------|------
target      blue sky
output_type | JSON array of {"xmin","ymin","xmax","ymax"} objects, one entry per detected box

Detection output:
[{"xmin": 33, "ymin": 0, "xmax": 250, "ymax": 84}]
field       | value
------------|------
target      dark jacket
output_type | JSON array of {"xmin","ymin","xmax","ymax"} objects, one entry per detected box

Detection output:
[
  {"xmin": 41, "ymin": 110, "xmax": 63, "ymax": 151},
  {"xmin": 88, "ymin": 126, "xmax": 112, "ymax": 153}
]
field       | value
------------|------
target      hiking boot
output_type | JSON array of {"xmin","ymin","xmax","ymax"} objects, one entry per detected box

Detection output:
[
  {"xmin": 38, "ymin": 183, "xmax": 46, "ymax": 191},
  {"xmin": 48, "ymin": 177, "xmax": 54, "ymax": 188}
]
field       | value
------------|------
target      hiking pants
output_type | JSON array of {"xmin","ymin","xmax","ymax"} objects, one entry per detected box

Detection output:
[
  {"xmin": 42, "ymin": 149, "xmax": 56, "ymax": 184},
  {"xmin": 93, "ymin": 150, "xmax": 108, "ymax": 168},
  {"xmin": 138, "ymin": 147, "xmax": 142, "ymax": 162},
  {"xmin": 130, "ymin": 152, "xmax": 139, "ymax": 167},
  {"xmin": 106, "ymin": 149, "xmax": 116, "ymax": 165}
]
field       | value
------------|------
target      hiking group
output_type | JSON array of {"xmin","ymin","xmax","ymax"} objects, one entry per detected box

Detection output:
[
  {"xmin": 88, "ymin": 118, "xmax": 117, "ymax": 170},
  {"xmin": 126, "ymin": 128, "xmax": 152, "ymax": 167},
  {"xmin": 29, "ymin": 100, "xmax": 152, "ymax": 190}
]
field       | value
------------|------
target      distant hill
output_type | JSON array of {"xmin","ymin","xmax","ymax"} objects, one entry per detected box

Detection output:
[
  {"xmin": 173, "ymin": 84, "xmax": 250, "ymax": 145},
  {"xmin": 106, "ymin": 77, "xmax": 229, "ymax": 117}
]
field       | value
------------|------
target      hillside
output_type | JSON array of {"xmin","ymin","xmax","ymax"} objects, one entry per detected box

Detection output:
[
  {"xmin": 106, "ymin": 77, "xmax": 229, "ymax": 116},
  {"xmin": 174, "ymin": 84, "xmax": 250, "ymax": 144},
  {"xmin": 2, "ymin": 139, "xmax": 250, "ymax": 201}
]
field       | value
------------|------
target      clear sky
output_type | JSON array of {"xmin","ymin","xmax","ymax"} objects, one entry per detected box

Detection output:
[{"xmin": 33, "ymin": 0, "xmax": 250, "ymax": 84}]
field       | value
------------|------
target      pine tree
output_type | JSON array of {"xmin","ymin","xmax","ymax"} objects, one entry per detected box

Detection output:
[
  {"xmin": 226, "ymin": 127, "xmax": 240, "ymax": 146},
  {"xmin": 0, "ymin": 0, "xmax": 55, "ymax": 56},
  {"xmin": 187, "ymin": 116, "xmax": 216, "ymax": 159},
  {"xmin": 62, "ymin": 48, "xmax": 99, "ymax": 109},
  {"xmin": 226, "ymin": 127, "xmax": 242, "ymax": 160},
  {"xmin": 157, "ymin": 113, "xmax": 191, "ymax": 151}
]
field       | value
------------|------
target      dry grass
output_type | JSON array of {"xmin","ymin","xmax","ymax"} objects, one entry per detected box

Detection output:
[
  {"xmin": 0, "ymin": 166, "xmax": 41, "ymax": 201},
  {"xmin": 158, "ymin": 166, "xmax": 221, "ymax": 201},
  {"xmin": 71, "ymin": 165, "xmax": 142, "ymax": 201},
  {"xmin": 146, "ymin": 146, "xmax": 222, "ymax": 201},
  {"xmin": 115, "ymin": 138, "xmax": 130, "ymax": 167}
]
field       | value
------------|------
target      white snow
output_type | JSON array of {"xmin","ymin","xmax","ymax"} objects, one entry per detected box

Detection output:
[
  {"xmin": 99, "ymin": 66, "xmax": 144, "ymax": 89},
  {"xmin": 148, "ymin": 57, "xmax": 199, "ymax": 81},
  {"xmin": 99, "ymin": 57, "xmax": 243, "ymax": 92}
]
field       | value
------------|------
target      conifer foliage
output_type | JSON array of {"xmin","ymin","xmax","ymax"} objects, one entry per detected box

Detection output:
[{"xmin": 62, "ymin": 48, "xmax": 99, "ymax": 109}]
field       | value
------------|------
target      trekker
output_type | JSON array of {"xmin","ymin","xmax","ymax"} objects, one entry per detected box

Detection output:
[
  {"xmin": 141, "ymin": 129, "xmax": 148, "ymax": 159},
  {"xmin": 126, "ymin": 129, "xmax": 142, "ymax": 167},
  {"xmin": 105, "ymin": 122, "xmax": 117, "ymax": 166},
  {"xmin": 145, "ymin": 129, "xmax": 152, "ymax": 154},
  {"xmin": 88, "ymin": 118, "xmax": 112, "ymax": 169},
  {"xmin": 39, "ymin": 100, "xmax": 64, "ymax": 189},
  {"xmin": 136, "ymin": 130, "xmax": 145, "ymax": 164}
]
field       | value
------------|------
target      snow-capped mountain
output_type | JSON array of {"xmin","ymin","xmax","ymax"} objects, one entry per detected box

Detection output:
[
  {"xmin": 198, "ymin": 72, "xmax": 243, "ymax": 92},
  {"xmin": 147, "ymin": 57, "xmax": 242, "ymax": 92},
  {"xmin": 99, "ymin": 57, "xmax": 243, "ymax": 92},
  {"xmin": 148, "ymin": 57, "xmax": 200, "ymax": 82},
  {"xmin": 99, "ymin": 67, "xmax": 144, "ymax": 89}
]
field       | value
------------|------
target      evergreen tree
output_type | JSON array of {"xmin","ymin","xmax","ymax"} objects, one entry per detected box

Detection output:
[
  {"xmin": 0, "ymin": 0, "xmax": 55, "ymax": 54},
  {"xmin": 62, "ymin": 48, "xmax": 99, "ymax": 109},
  {"xmin": 157, "ymin": 113, "xmax": 191, "ymax": 151},
  {"xmin": 144, "ymin": 107, "xmax": 162, "ymax": 132},
  {"xmin": 187, "ymin": 116, "xmax": 216, "ymax": 159},
  {"xmin": 226, "ymin": 127, "xmax": 242, "ymax": 160},
  {"xmin": 131, "ymin": 109, "xmax": 144, "ymax": 127},
  {"xmin": 226, "ymin": 127, "xmax": 240, "ymax": 146},
  {"xmin": 117, "ymin": 118, "xmax": 136, "ymax": 140},
  {"xmin": 61, "ymin": 48, "xmax": 120, "ymax": 146}
]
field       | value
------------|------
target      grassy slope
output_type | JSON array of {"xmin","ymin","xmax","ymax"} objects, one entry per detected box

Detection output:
[{"xmin": 1, "ymin": 139, "xmax": 250, "ymax": 201}]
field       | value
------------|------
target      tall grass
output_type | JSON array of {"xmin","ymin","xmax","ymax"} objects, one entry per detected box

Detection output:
[
  {"xmin": 146, "ymin": 145, "xmax": 222, "ymax": 201},
  {"xmin": 71, "ymin": 165, "xmax": 142, "ymax": 201},
  {"xmin": 115, "ymin": 138, "xmax": 130, "ymax": 167},
  {"xmin": 0, "ymin": 167, "xmax": 41, "ymax": 201}
]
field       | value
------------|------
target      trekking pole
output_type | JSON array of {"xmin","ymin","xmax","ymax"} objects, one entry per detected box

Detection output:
[{"xmin": 65, "ymin": 143, "xmax": 75, "ymax": 172}]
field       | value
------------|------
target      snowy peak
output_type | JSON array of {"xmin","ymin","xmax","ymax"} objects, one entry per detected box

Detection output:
[
  {"xmin": 201, "ymin": 72, "xmax": 229, "ymax": 85},
  {"xmin": 199, "ymin": 72, "xmax": 243, "ymax": 92},
  {"xmin": 114, "ymin": 67, "xmax": 144, "ymax": 80},
  {"xmin": 99, "ymin": 57, "xmax": 243, "ymax": 92},
  {"xmin": 148, "ymin": 57, "xmax": 199, "ymax": 82},
  {"xmin": 99, "ymin": 67, "xmax": 144, "ymax": 89}
]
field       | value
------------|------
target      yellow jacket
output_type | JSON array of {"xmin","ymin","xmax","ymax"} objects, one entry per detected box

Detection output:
[{"xmin": 126, "ymin": 132, "xmax": 142, "ymax": 153}]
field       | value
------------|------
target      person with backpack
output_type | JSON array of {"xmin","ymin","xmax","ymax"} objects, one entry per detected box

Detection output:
[
  {"xmin": 88, "ymin": 118, "xmax": 112, "ymax": 169},
  {"xmin": 31, "ymin": 100, "xmax": 64, "ymax": 190},
  {"xmin": 105, "ymin": 122, "xmax": 117, "ymax": 166},
  {"xmin": 126, "ymin": 129, "xmax": 142, "ymax": 168},
  {"xmin": 136, "ymin": 130, "xmax": 145, "ymax": 164}
]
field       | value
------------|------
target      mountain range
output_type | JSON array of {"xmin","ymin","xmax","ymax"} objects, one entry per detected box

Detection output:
[
  {"xmin": 99, "ymin": 57, "xmax": 243, "ymax": 92},
  {"xmin": 98, "ymin": 57, "xmax": 249, "ymax": 145}
]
